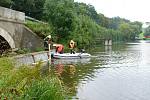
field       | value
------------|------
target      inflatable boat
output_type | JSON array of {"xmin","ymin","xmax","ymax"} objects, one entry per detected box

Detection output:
[{"xmin": 53, "ymin": 53, "xmax": 91, "ymax": 59}]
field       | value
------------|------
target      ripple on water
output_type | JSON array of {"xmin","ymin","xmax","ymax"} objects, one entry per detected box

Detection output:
[
  {"xmin": 42, "ymin": 41, "xmax": 150, "ymax": 100},
  {"xmin": 75, "ymin": 41, "xmax": 150, "ymax": 100}
]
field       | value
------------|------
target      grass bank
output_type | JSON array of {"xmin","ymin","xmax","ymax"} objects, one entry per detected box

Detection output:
[
  {"xmin": 0, "ymin": 57, "xmax": 66, "ymax": 99},
  {"xmin": 25, "ymin": 20, "xmax": 53, "ymax": 39}
]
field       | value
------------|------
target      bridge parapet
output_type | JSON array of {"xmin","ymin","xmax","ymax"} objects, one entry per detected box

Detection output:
[
  {"xmin": 0, "ymin": 7, "xmax": 43, "ymax": 51},
  {"xmin": 0, "ymin": 6, "xmax": 25, "ymax": 22}
]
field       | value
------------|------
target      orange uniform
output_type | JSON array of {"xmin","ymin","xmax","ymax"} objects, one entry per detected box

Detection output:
[{"xmin": 55, "ymin": 44, "xmax": 64, "ymax": 54}]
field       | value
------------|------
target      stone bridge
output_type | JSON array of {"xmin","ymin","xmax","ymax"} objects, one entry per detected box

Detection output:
[{"xmin": 0, "ymin": 6, "xmax": 43, "ymax": 52}]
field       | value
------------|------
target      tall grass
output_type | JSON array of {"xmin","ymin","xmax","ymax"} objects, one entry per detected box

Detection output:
[
  {"xmin": 25, "ymin": 20, "xmax": 53, "ymax": 39},
  {"xmin": 0, "ymin": 58, "xmax": 66, "ymax": 99},
  {"xmin": 23, "ymin": 77, "xmax": 65, "ymax": 100}
]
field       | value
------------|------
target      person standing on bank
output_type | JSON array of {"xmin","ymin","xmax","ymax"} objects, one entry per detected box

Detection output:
[
  {"xmin": 44, "ymin": 35, "xmax": 52, "ymax": 51},
  {"xmin": 69, "ymin": 40, "xmax": 75, "ymax": 54}
]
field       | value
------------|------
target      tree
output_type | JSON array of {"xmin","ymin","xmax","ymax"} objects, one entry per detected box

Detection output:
[
  {"xmin": 108, "ymin": 17, "xmax": 130, "ymax": 30},
  {"xmin": 144, "ymin": 26, "xmax": 150, "ymax": 37},
  {"xmin": 72, "ymin": 15, "xmax": 98, "ymax": 48},
  {"xmin": 44, "ymin": 0, "xmax": 76, "ymax": 42},
  {"xmin": 74, "ymin": 3, "xmax": 102, "ymax": 26},
  {"xmin": 98, "ymin": 13, "xmax": 110, "ymax": 28},
  {"xmin": 12, "ymin": 0, "xmax": 45, "ymax": 19},
  {"xmin": 0, "ymin": 0, "xmax": 12, "ymax": 8}
]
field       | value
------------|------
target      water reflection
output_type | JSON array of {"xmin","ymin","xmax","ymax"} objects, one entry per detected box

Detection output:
[
  {"xmin": 42, "ymin": 40, "xmax": 150, "ymax": 100},
  {"xmin": 41, "ymin": 57, "xmax": 96, "ymax": 97},
  {"xmin": 51, "ymin": 59, "xmax": 99, "ymax": 97},
  {"xmin": 55, "ymin": 64, "xmax": 64, "ymax": 76}
]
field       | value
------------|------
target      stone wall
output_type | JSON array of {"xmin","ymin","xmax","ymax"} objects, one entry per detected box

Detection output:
[
  {"xmin": 15, "ymin": 51, "xmax": 49, "ymax": 66},
  {"xmin": 0, "ymin": 20, "xmax": 44, "ymax": 50},
  {"xmin": 0, "ymin": 6, "xmax": 25, "ymax": 22},
  {"xmin": 21, "ymin": 26, "xmax": 44, "ymax": 51},
  {"xmin": 0, "ymin": 20, "xmax": 24, "ymax": 48},
  {"xmin": 0, "ymin": 6, "xmax": 44, "ymax": 51}
]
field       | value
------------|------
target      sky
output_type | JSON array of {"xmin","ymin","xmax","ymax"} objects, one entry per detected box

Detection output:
[{"xmin": 74, "ymin": 0, "xmax": 150, "ymax": 23}]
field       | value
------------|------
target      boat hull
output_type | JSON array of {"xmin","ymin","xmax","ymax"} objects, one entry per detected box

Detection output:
[{"xmin": 53, "ymin": 53, "xmax": 91, "ymax": 59}]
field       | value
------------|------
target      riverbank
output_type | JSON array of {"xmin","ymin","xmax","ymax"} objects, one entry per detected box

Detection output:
[
  {"xmin": 14, "ymin": 51, "xmax": 49, "ymax": 66},
  {"xmin": 0, "ymin": 57, "xmax": 67, "ymax": 99}
]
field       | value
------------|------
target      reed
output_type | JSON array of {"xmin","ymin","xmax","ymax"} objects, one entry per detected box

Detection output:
[{"xmin": 0, "ymin": 58, "xmax": 66, "ymax": 99}]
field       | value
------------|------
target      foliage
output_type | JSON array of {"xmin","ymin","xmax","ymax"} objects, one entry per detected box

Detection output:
[
  {"xmin": 74, "ymin": 3, "xmax": 99, "ymax": 24},
  {"xmin": 23, "ymin": 77, "xmax": 65, "ymax": 100},
  {"xmin": 15, "ymin": 48, "xmax": 31, "ymax": 54},
  {"xmin": 0, "ymin": 0, "xmax": 143, "ymax": 47},
  {"xmin": 139, "ymin": 32, "xmax": 144, "ymax": 39},
  {"xmin": 144, "ymin": 25, "xmax": 150, "ymax": 37},
  {"xmin": 44, "ymin": 0, "xmax": 76, "ymax": 42},
  {"xmin": 35, "ymin": 47, "xmax": 45, "ymax": 52},
  {"xmin": 98, "ymin": 13, "xmax": 110, "ymax": 28},
  {"xmin": 0, "ymin": 60, "xmax": 66, "ymax": 99},
  {"xmin": 0, "ymin": 0, "xmax": 12, "ymax": 8},
  {"xmin": 118, "ymin": 22, "xmax": 142, "ymax": 41},
  {"xmin": 108, "ymin": 17, "xmax": 130, "ymax": 29},
  {"xmin": 43, "ymin": 0, "xmax": 143, "ymax": 47},
  {"xmin": 0, "ymin": 58, "xmax": 13, "ymax": 76},
  {"xmin": 0, "ymin": 0, "xmax": 46, "ymax": 19},
  {"xmin": 12, "ymin": 0, "xmax": 46, "ymax": 19},
  {"xmin": 72, "ymin": 15, "xmax": 99, "ymax": 48},
  {"xmin": 25, "ymin": 20, "xmax": 53, "ymax": 39}
]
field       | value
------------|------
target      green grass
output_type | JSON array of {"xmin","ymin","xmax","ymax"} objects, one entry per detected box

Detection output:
[
  {"xmin": 25, "ymin": 20, "xmax": 53, "ymax": 39},
  {"xmin": 139, "ymin": 32, "xmax": 144, "ymax": 39},
  {"xmin": 23, "ymin": 77, "xmax": 65, "ymax": 100},
  {"xmin": 143, "ymin": 38, "xmax": 150, "ymax": 40},
  {"xmin": 0, "ymin": 58, "xmax": 66, "ymax": 99}
]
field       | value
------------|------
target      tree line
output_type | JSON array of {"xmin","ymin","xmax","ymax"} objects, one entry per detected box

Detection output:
[{"xmin": 0, "ymin": 0, "xmax": 143, "ymax": 48}]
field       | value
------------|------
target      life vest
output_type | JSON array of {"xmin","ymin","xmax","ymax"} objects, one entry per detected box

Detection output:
[{"xmin": 69, "ymin": 40, "xmax": 75, "ymax": 48}]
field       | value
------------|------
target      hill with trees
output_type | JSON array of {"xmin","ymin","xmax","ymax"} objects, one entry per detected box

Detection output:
[{"xmin": 0, "ymin": 0, "xmax": 143, "ymax": 48}]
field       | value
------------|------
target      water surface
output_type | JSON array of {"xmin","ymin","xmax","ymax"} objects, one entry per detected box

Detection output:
[{"xmin": 50, "ymin": 40, "xmax": 150, "ymax": 100}]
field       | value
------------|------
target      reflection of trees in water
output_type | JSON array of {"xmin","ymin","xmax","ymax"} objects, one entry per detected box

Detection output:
[
  {"xmin": 41, "ymin": 58, "xmax": 100, "ymax": 98},
  {"xmin": 53, "ymin": 59, "xmax": 100, "ymax": 97},
  {"xmin": 0, "ymin": 36, "xmax": 10, "ymax": 55},
  {"xmin": 55, "ymin": 64, "xmax": 64, "ymax": 76}
]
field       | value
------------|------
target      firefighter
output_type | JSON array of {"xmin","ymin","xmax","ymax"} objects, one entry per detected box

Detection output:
[
  {"xmin": 69, "ymin": 40, "xmax": 75, "ymax": 54},
  {"xmin": 53, "ymin": 44, "xmax": 64, "ymax": 54}
]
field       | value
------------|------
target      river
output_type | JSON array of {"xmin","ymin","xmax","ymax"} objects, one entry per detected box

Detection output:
[{"xmin": 48, "ymin": 40, "xmax": 150, "ymax": 100}]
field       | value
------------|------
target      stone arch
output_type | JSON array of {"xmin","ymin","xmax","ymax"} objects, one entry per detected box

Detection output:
[{"xmin": 0, "ymin": 27, "xmax": 15, "ymax": 48}]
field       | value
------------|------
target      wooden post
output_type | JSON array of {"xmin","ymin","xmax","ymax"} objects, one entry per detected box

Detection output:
[
  {"xmin": 47, "ymin": 35, "xmax": 51, "ymax": 65},
  {"xmin": 48, "ymin": 39, "xmax": 51, "ymax": 62}
]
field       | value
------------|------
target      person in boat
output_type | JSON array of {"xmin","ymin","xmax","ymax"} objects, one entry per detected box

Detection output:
[
  {"xmin": 80, "ymin": 49, "xmax": 85, "ymax": 53},
  {"xmin": 53, "ymin": 44, "xmax": 64, "ymax": 54},
  {"xmin": 69, "ymin": 40, "xmax": 76, "ymax": 54}
]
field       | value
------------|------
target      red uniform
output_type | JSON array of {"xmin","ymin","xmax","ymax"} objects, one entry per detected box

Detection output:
[{"xmin": 56, "ymin": 44, "xmax": 64, "ymax": 54}]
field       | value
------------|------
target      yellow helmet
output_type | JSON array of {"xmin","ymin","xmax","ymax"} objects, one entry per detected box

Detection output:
[{"xmin": 70, "ymin": 40, "xmax": 74, "ymax": 43}]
